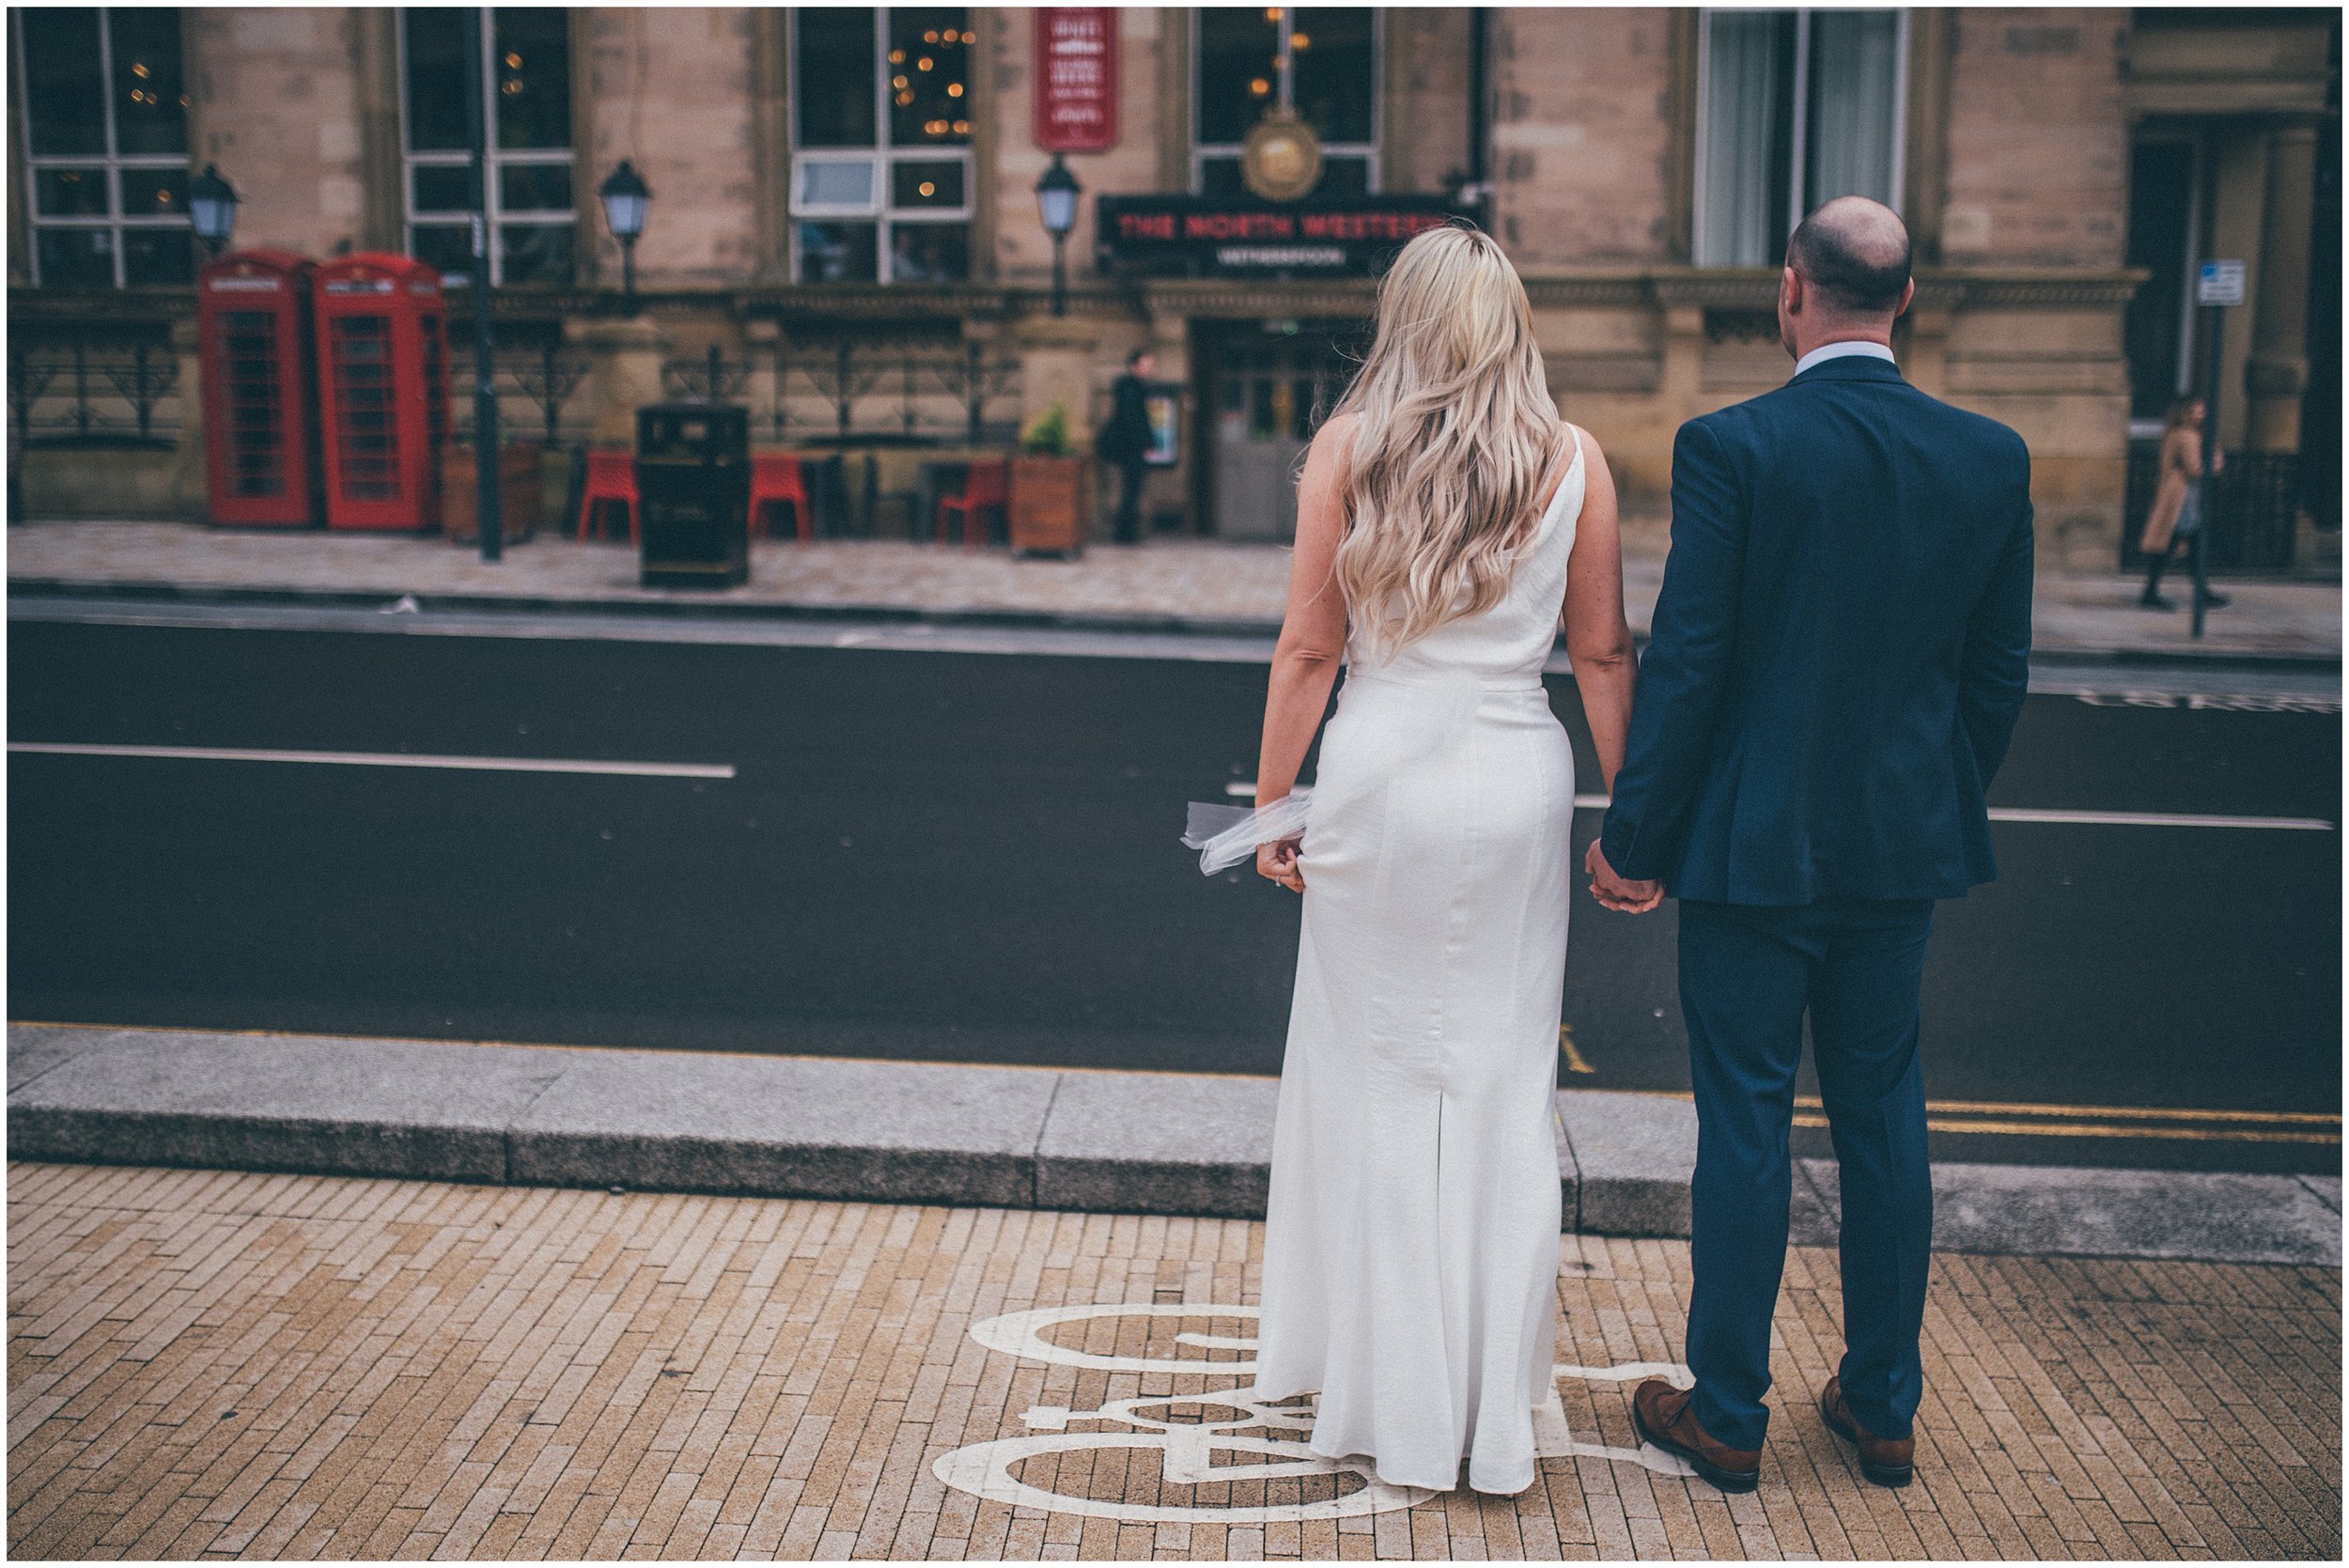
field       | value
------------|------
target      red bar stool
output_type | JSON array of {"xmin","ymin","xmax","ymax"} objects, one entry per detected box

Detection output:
[
  {"xmin": 749, "ymin": 453, "xmax": 814, "ymax": 541},
  {"xmin": 576, "ymin": 450, "xmax": 639, "ymax": 543},
  {"xmin": 938, "ymin": 458, "xmax": 1009, "ymax": 551}
]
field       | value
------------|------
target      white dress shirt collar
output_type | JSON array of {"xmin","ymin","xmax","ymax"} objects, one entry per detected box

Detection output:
[{"xmin": 1793, "ymin": 338, "xmax": 1898, "ymax": 378}]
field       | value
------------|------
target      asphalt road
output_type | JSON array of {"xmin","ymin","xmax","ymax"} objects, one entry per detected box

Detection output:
[{"xmin": 8, "ymin": 609, "xmax": 2341, "ymax": 1174}]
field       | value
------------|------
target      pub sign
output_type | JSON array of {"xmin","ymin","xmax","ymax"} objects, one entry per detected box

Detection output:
[
  {"xmin": 1034, "ymin": 8, "xmax": 1116, "ymax": 154},
  {"xmin": 1097, "ymin": 195, "xmax": 1472, "ymax": 278}
]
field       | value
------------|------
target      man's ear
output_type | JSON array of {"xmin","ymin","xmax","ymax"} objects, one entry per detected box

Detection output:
[
  {"xmin": 1895, "ymin": 277, "xmax": 1916, "ymax": 319},
  {"xmin": 1781, "ymin": 267, "xmax": 1804, "ymax": 315}
]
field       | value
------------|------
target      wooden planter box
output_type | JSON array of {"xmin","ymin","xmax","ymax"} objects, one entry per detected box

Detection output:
[
  {"xmin": 442, "ymin": 443, "xmax": 544, "ymax": 544},
  {"xmin": 1008, "ymin": 455, "xmax": 1089, "ymax": 555}
]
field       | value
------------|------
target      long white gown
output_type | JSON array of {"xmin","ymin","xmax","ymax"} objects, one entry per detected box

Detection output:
[{"xmin": 1252, "ymin": 438, "xmax": 1585, "ymax": 1497}]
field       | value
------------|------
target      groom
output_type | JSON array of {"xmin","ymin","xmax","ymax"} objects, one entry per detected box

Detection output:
[{"xmin": 1586, "ymin": 197, "xmax": 2034, "ymax": 1494}]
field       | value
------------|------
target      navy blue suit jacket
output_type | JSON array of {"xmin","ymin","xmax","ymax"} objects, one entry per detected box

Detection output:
[{"xmin": 1598, "ymin": 353, "xmax": 2035, "ymax": 905}]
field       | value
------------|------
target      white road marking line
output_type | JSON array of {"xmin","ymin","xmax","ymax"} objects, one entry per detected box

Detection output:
[
  {"xmin": 7, "ymin": 741, "xmax": 734, "ymax": 780},
  {"xmin": 1226, "ymin": 783, "xmax": 2332, "ymax": 831}
]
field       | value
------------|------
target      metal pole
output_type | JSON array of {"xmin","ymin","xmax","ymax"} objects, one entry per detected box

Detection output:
[
  {"xmin": 1050, "ymin": 232, "xmax": 1067, "ymax": 318},
  {"xmin": 467, "ymin": 7, "xmax": 503, "ymax": 563},
  {"xmin": 2193, "ymin": 303, "xmax": 2223, "ymax": 640},
  {"xmin": 1276, "ymin": 11, "xmax": 1295, "ymax": 113}
]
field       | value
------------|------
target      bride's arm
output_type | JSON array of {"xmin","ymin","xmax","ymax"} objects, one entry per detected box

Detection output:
[
  {"xmin": 1561, "ymin": 425, "xmax": 1638, "ymax": 794},
  {"xmin": 1252, "ymin": 415, "xmax": 1355, "ymax": 889}
]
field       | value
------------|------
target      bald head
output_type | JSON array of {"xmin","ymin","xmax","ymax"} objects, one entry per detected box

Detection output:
[{"xmin": 1786, "ymin": 197, "xmax": 1912, "ymax": 317}]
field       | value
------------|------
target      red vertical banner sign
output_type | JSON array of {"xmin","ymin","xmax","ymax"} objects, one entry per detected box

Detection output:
[{"xmin": 1034, "ymin": 8, "xmax": 1118, "ymax": 153}]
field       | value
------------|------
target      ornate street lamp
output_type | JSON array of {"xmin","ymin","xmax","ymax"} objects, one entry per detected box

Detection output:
[
  {"xmin": 1034, "ymin": 154, "xmax": 1081, "ymax": 318},
  {"xmin": 599, "ymin": 159, "xmax": 652, "ymax": 310},
  {"xmin": 189, "ymin": 163, "xmax": 239, "ymax": 257}
]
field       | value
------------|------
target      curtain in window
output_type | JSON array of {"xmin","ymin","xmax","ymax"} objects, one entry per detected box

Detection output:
[
  {"xmin": 1700, "ymin": 11, "xmax": 1791, "ymax": 267},
  {"xmin": 1807, "ymin": 10, "xmax": 1901, "ymax": 210}
]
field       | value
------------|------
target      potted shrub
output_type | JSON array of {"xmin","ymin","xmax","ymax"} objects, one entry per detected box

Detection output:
[
  {"xmin": 1008, "ymin": 402, "xmax": 1088, "ymax": 556},
  {"xmin": 442, "ymin": 442, "xmax": 546, "ymax": 545}
]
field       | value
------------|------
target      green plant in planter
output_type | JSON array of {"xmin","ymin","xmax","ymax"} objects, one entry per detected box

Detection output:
[{"xmin": 1019, "ymin": 402, "xmax": 1073, "ymax": 458}]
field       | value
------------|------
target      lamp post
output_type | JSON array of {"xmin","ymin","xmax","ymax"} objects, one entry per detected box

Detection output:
[
  {"xmin": 1034, "ymin": 155, "xmax": 1080, "ymax": 318},
  {"xmin": 189, "ymin": 164, "xmax": 239, "ymax": 257},
  {"xmin": 463, "ymin": 6, "xmax": 501, "ymax": 563},
  {"xmin": 599, "ymin": 159, "xmax": 651, "ymax": 312}
]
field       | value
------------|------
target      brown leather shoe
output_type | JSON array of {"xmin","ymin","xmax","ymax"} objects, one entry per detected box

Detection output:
[
  {"xmin": 1631, "ymin": 1378, "xmax": 1761, "ymax": 1493},
  {"xmin": 1818, "ymin": 1375, "xmax": 1915, "ymax": 1488}
]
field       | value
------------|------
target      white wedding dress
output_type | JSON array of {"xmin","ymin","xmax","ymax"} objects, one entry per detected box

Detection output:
[{"xmin": 1252, "ymin": 436, "xmax": 1585, "ymax": 1496}]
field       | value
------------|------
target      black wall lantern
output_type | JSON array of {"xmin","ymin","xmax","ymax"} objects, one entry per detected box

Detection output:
[
  {"xmin": 599, "ymin": 159, "xmax": 653, "ymax": 309},
  {"xmin": 1035, "ymin": 154, "xmax": 1081, "ymax": 318},
  {"xmin": 190, "ymin": 163, "xmax": 239, "ymax": 256}
]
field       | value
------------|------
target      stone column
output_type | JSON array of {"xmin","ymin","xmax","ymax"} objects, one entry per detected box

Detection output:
[
  {"xmin": 1011, "ymin": 312, "xmax": 1103, "ymax": 450},
  {"xmin": 570, "ymin": 315, "xmax": 673, "ymax": 446},
  {"xmin": 2248, "ymin": 119, "xmax": 2319, "ymax": 454},
  {"xmin": 169, "ymin": 315, "xmax": 209, "ymax": 521}
]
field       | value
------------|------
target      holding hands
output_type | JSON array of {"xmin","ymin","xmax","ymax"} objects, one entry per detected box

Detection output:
[
  {"xmin": 1585, "ymin": 841, "xmax": 1663, "ymax": 914},
  {"xmin": 1258, "ymin": 836, "xmax": 1306, "ymax": 893}
]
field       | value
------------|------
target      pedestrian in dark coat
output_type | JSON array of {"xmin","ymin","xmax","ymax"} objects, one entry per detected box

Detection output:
[{"xmin": 1102, "ymin": 349, "xmax": 1157, "ymax": 544}]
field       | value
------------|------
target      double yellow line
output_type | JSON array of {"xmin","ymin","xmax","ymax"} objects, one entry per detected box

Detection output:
[{"xmin": 1813, "ymin": 1097, "xmax": 2342, "ymax": 1146}]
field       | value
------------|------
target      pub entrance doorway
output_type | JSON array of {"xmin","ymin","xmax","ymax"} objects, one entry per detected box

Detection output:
[{"xmin": 1193, "ymin": 319, "xmax": 1363, "ymax": 541}]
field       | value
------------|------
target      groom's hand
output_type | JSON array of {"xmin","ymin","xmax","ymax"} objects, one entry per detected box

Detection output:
[
  {"xmin": 1584, "ymin": 841, "xmax": 1664, "ymax": 914},
  {"xmin": 1257, "ymin": 837, "xmax": 1305, "ymax": 893}
]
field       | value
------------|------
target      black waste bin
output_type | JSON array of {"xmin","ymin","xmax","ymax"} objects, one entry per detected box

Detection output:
[{"xmin": 637, "ymin": 401, "xmax": 750, "ymax": 588}]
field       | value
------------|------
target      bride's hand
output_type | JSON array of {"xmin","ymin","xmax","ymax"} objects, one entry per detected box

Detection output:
[{"xmin": 1257, "ymin": 837, "xmax": 1306, "ymax": 893}]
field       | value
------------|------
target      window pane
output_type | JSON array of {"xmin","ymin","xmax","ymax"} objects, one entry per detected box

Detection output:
[
  {"xmin": 796, "ymin": 8, "xmax": 877, "ymax": 148},
  {"xmin": 891, "ymin": 159, "xmax": 964, "ymax": 210},
  {"xmin": 412, "ymin": 222, "xmax": 476, "ymax": 284},
  {"xmin": 404, "ymin": 8, "xmax": 472, "ymax": 153},
  {"xmin": 500, "ymin": 162, "xmax": 573, "ymax": 213},
  {"xmin": 890, "ymin": 222, "xmax": 969, "ymax": 283},
  {"xmin": 1291, "ymin": 8, "xmax": 1374, "ymax": 145},
  {"xmin": 21, "ymin": 8, "xmax": 108, "ymax": 156},
  {"xmin": 413, "ymin": 163, "xmax": 476, "ymax": 213},
  {"xmin": 1199, "ymin": 157, "xmax": 1248, "ymax": 199},
  {"xmin": 493, "ymin": 8, "xmax": 572, "ymax": 152},
  {"xmin": 1698, "ymin": 10, "xmax": 1796, "ymax": 266},
  {"xmin": 123, "ymin": 225, "xmax": 194, "ymax": 285},
  {"xmin": 37, "ymin": 226, "xmax": 116, "ymax": 287},
  {"xmin": 1806, "ymin": 9, "xmax": 1900, "ymax": 210},
  {"xmin": 122, "ymin": 166, "xmax": 189, "ymax": 217},
  {"xmin": 887, "ymin": 8, "xmax": 971, "ymax": 148},
  {"xmin": 799, "ymin": 221, "xmax": 879, "ymax": 282},
  {"xmin": 797, "ymin": 158, "xmax": 877, "ymax": 208},
  {"xmin": 499, "ymin": 221, "xmax": 574, "ymax": 284},
  {"xmin": 1197, "ymin": 8, "xmax": 1279, "ymax": 146},
  {"xmin": 108, "ymin": 8, "xmax": 189, "ymax": 156},
  {"xmin": 1315, "ymin": 155, "xmax": 1372, "ymax": 197},
  {"xmin": 34, "ymin": 167, "xmax": 111, "ymax": 218}
]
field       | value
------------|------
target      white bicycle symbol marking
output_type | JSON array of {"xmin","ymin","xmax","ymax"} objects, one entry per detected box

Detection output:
[{"xmin": 933, "ymin": 1304, "xmax": 1697, "ymax": 1523}]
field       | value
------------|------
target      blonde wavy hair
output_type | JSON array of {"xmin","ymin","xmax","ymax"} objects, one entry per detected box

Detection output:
[{"xmin": 1330, "ymin": 225, "xmax": 1563, "ymax": 661}]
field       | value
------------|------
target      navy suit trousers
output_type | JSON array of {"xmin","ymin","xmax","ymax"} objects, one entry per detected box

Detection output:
[{"xmin": 1677, "ymin": 896, "xmax": 1937, "ymax": 1452}]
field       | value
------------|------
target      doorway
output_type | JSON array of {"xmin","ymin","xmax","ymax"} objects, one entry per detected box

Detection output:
[{"xmin": 1195, "ymin": 320, "xmax": 1363, "ymax": 541}]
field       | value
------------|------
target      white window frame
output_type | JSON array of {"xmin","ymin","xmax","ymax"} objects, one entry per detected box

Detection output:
[
  {"xmin": 13, "ymin": 8, "xmax": 192, "ymax": 288},
  {"xmin": 786, "ymin": 8, "xmax": 976, "ymax": 285},
  {"xmin": 397, "ymin": 8, "xmax": 576, "ymax": 287},
  {"xmin": 1190, "ymin": 8, "xmax": 1382, "ymax": 196},
  {"xmin": 1692, "ymin": 8, "xmax": 1910, "ymax": 269}
]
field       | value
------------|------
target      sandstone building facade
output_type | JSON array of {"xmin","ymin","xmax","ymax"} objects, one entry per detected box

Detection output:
[{"xmin": 8, "ymin": 7, "xmax": 2338, "ymax": 568}]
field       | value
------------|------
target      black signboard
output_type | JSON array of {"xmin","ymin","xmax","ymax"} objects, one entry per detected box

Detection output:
[{"xmin": 1097, "ymin": 195, "xmax": 1474, "ymax": 278}]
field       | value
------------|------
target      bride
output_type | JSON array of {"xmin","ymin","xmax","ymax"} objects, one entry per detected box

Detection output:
[{"xmin": 1243, "ymin": 225, "xmax": 1652, "ymax": 1495}]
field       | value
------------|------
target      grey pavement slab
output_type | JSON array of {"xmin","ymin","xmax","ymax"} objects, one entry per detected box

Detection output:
[
  {"xmin": 1804, "ymin": 1157, "xmax": 2342, "ymax": 1266},
  {"xmin": 506, "ymin": 1048, "xmax": 1055, "ymax": 1206},
  {"xmin": 7, "ymin": 1027, "xmax": 565, "ymax": 1181},
  {"xmin": 6, "ymin": 1025, "xmax": 2334, "ymax": 1265},
  {"xmin": 7, "ymin": 1024, "xmax": 123, "ymax": 1094},
  {"xmin": 1558, "ymin": 1089, "xmax": 1697, "ymax": 1236},
  {"xmin": 1035, "ymin": 1070, "xmax": 1281, "ymax": 1217}
]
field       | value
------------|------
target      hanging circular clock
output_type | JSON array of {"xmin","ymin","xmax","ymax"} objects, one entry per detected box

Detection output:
[{"xmin": 1240, "ymin": 108, "xmax": 1324, "ymax": 202}]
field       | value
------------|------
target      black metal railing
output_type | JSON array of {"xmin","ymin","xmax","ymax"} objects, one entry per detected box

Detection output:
[
  {"xmin": 9, "ymin": 336, "xmax": 180, "ymax": 451},
  {"xmin": 661, "ymin": 337, "xmax": 1022, "ymax": 447},
  {"xmin": 2122, "ymin": 441, "xmax": 2303, "ymax": 573},
  {"xmin": 452, "ymin": 336, "xmax": 594, "ymax": 450}
]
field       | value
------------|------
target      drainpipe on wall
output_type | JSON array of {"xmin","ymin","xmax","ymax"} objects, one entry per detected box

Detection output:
[{"xmin": 1466, "ymin": 8, "xmax": 1492, "ymax": 226}]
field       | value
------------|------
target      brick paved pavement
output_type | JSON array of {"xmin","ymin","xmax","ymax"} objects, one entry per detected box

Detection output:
[{"xmin": 8, "ymin": 1162, "xmax": 2341, "ymax": 1560}]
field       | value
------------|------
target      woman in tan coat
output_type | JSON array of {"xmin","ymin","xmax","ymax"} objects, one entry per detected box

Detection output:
[{"xmin": 2139, "ymin": 396, "xmax": 2228, "ymax": 611}]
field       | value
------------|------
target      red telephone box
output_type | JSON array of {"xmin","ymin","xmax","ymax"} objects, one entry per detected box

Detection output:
[
  {"xmin": 314, "ymin": 252, "xmax": 450, "ymax": 531},
  {"xmin": 196, "ymin": 249, "xmax": 321, "ymax": 527}
]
